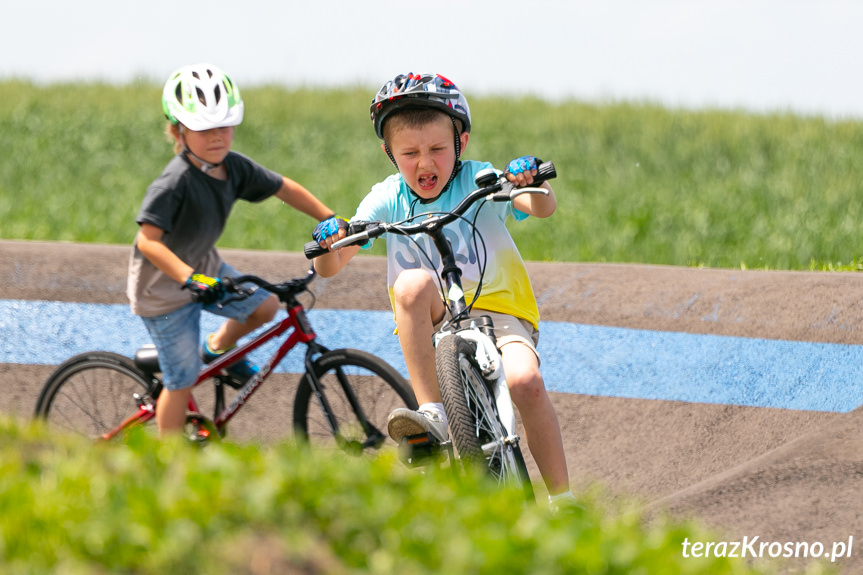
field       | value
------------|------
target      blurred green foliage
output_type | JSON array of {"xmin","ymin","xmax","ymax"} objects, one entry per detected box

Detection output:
[
  {"xmin": 2, "ymin": 80, "xmax": 862, "ymax": 269},
  {"xmin": 0, "ymin": 417, "xmax": 815, "ymax": 574}
]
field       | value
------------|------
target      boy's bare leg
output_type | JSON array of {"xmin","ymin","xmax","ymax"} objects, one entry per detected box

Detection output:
[
  {"xmin": 501, "ymin": 342, "xmax": 571, "ymax": 495},
  {"xmin": 156, "ymin": 386, "xmax": 194, "ymax": 436},
  {"xmin": 392, "ymin": 270, "xmax": 446, "ymax": 404},
  {"xmin": 208, "ymin": 295, "xmax": 279, "ymax": 351},
  {"xmin": 158, "ymin": 297, "xmax": 279, "ymax": 437}
]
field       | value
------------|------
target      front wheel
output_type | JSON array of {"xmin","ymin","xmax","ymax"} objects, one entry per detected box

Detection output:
[
  {"xmin": 436, "ymin": 334, "xmax": 535, "ymax": 501},
  {"xmin": 293, "ymin": 349, "xmax": 417, "ymax": 454},
  {"xmin": 34, "ymin": 351, "xmax": 161, "ymax": 439}
]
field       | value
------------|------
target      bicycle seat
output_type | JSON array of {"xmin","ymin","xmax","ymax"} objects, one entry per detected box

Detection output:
[{"xmin": 134, "ymin": 344, "xmax": 161, "ymax": 375}]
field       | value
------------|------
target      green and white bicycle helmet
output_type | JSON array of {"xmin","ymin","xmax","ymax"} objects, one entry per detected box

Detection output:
[
  {"xmin": 370, "ymin": 72, "xmax": 471, "ymax": 140},
  {"xmin": 162, "ymin": 63, "xmax": 244, "ymax": 131}
]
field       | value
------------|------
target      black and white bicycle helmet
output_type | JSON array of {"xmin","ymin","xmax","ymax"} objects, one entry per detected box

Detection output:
[
  {"xmin": 370, "ymin": 72, "xmax": 471, "ymax": 140},
  {"xmin": 371, "ymin": 73, "xmax": 472, "ymax": 199},
  {"xmin": 162, "ymin": 63, "xmax": 244, "ymax": 131}
]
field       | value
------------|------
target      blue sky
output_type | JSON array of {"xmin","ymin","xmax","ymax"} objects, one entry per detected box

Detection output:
[{"xmin": 5, "ymin": 0, "xmax": 862, "ymax": 118}]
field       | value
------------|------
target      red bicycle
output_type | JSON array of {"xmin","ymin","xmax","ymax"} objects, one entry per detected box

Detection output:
[{"xmin": 34, "ymin": 267, "xmax": 417, "ymax": 452}]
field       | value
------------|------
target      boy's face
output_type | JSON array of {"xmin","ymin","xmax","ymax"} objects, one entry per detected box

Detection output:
[
  {"xmin": 180, "ymin": 126, "xmax": 235, "ymax": 166},
  {"xmin": 384, "ymin": 115, "xmax": 469, "ymax": 200}
]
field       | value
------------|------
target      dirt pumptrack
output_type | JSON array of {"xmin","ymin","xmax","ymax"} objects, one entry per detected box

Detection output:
[{"xmin": 2, "ymin": 240, "xmax": 861, "ymax": 573}]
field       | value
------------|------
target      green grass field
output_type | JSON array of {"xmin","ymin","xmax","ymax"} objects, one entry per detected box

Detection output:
[{"xmin": 2, "ymin": 80, "xmax": 862, "ymax": 270}]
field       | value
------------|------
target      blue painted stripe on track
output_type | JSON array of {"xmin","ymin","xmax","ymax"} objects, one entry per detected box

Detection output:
[{"xmin": 2, "ymin": 300, "xmax": 860, "ymax": 413}]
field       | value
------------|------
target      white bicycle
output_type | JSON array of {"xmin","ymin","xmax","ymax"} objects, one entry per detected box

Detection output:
[{"xmin": 306, "ymin": 161, "xmax": 558, "ymax": 500}]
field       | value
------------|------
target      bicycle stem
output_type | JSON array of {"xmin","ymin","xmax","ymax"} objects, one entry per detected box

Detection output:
[{"xmin": 427, "ymin": 228, "xmax": 470, "ymax": 319}]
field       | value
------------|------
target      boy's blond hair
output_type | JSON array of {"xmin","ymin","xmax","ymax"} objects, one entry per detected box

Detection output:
[
  {"xmin": 382, "ymin": 107, "xmax": 464, "ymax": 142},
  {"xmin": 165, "ymin": 122, "xmax": 183, "ymax": 155}
]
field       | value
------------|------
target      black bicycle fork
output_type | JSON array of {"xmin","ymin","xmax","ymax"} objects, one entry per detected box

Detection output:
[{"xmin": 302, "ymin": 341, "xmax": 387, "ymax": 451}]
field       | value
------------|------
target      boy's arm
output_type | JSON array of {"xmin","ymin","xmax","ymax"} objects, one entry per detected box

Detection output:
[
  {"xmin": 136, "ymin": 223, "xmax": 194, "ymax": 284},
  {"xmin": 274, "ymin": 176, "xmax": 336, "ymax": 221},
  {"xmin": 512, "ymin": 181, "xmax": 557, "ymax": 218},
  {"xmin": 313, "ymin": 244, "xmax": 361, "ymax": 278}
]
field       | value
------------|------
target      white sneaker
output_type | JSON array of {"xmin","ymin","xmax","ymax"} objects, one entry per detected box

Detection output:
[
  {"xmin": 548, "ymin": 491, "xmax": 584, "ymax": 517},
  {"xmin": 387, "ymin": 408, "xmax": 448, "ymax": 443}
]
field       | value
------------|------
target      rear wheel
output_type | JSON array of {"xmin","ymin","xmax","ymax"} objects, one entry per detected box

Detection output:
[
  {"xmin": 436, "ymin": 334, "xmax": 535, "ymax": 501},
  {"xmin": 293, "ymin": 349, "xmax": 417, "ymax": 454},
  {"xmin": 34, "ymin": 351, "xmax": 160, "ymax": 439}
]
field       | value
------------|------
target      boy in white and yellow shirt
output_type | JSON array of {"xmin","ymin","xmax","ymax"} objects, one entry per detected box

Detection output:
[{"xmin": 312, "ymin": 73, "xmax": 573, "ymax": 506}]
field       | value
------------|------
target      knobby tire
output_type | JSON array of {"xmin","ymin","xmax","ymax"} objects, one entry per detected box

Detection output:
[
  {"xmin": 436, "ymin": 334, "xmax": 535, "ymax": 501},
  {"xmin": 34, "ymin": 351, "xmax": 160, "ymax": 439},
  {"xmin": 293, "ymin": 348, "xmax": 417, "ymax": 454}
]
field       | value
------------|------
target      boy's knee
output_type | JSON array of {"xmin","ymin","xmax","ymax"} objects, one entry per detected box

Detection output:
[
  {"xmin": 251, "ymin": 295, "xmax": 279, "ymax": 324},
  {"xmin": 393, "ymin": 269, "xmax": 435, "ymax": 307},
  {"xmin": 507, "ymin": 370, "xmax": 545, "ymax": 405}
]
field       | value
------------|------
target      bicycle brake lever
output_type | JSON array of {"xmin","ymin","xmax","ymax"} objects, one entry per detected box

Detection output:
[
  {"xmin": 216, "ymin": 294, "xmax": 245, "ymax": 309},
  {"xmin": 510, "ymin": 187, "xmax": 550, "ymax": 199},
  {"xmin": 331, "ymin": 223, "xmax": 386, "ymax": 250},
  {"xmin": 331, "ymin": 231, "xmax": 370, "ymax": 250},
  {"xmin": 216, "ymin": 278, "xmax": 256, "ymax": 308}
]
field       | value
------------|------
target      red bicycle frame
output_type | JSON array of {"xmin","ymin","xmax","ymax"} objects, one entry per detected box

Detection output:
[{"xmin": 102, "ymin": 302, "xmax": 317, "ymax": 440}]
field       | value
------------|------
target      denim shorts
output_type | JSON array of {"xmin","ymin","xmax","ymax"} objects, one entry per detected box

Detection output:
[{"xmin": 140, "ymin": 263, "xmax": 272, "ymax": 391}]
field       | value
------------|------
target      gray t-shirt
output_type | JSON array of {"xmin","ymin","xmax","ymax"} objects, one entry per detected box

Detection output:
[{"xmin": 127, "ymin": 152, "xmax": 283, "ymax": 317}]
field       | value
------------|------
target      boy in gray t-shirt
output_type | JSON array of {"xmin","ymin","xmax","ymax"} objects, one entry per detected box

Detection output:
[{"xmin": 128, "ymin": 63, "xmax": 338, "ymax": 437}]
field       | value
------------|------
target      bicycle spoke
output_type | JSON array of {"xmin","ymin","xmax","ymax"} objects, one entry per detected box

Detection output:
[
  {"xmin": 35, "ymin": 353, "xmax": 154, "ymax": 440},
  {"xmin": 293, "ymin": 349, "xmax": 416, "ymax": 454}
]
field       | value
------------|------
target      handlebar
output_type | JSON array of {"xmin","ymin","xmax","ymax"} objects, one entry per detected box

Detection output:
[
  {"xmin": 303, "ymin": 160, "xmax": 557, "ymax": 260},
  {"xmin": 219, "ymin": 267, "xmax": 317, "ymax": 304}
]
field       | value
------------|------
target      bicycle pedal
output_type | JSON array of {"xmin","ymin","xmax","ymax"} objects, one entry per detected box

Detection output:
[
  {"xmin": 185, "ymin": 413, "xmax": 219, "ymax": 445},
  {"xmin": 398, "ymin": 432, "xmax": 444, "ymax": 467},
  {"xmin": 217, "ymin": 374, "xmax": 244, "ymax": 390}
]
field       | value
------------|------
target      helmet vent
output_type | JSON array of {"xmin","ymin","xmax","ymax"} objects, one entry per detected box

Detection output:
[
  {"xmin": 370, "ymin": 72, "xmax": 471, "ymax": 140},
  {"xmin": 196, "ymin": 87, "xmax": 206, "ymax": 105},
  {"xmin": 214, "ymin": 84, "xmax": 221, "ymax": 104}
]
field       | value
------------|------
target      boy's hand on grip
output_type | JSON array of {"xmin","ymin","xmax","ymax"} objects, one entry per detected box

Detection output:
[
  {"xmin": 312, "ymin": 215, "xmax": 348, "ymax": 247},
  {"xmin": 183, "ymin": 272, "xmax": 224, "ymax": 304},
  {"xmin": 505, "ymin": 156, "xmax": 542, "ymax": 187}
]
